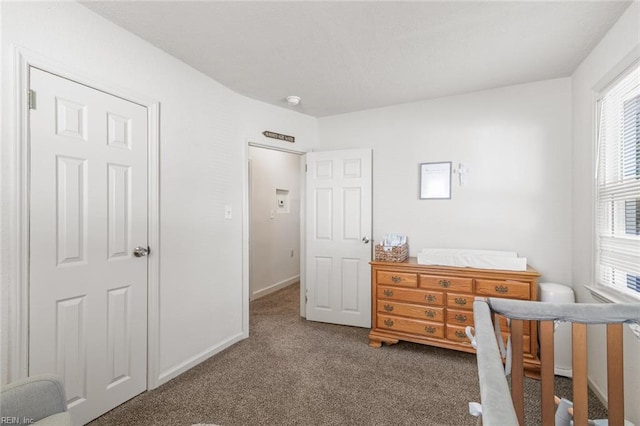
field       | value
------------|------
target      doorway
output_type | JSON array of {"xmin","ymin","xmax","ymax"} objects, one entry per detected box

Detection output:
[{"xmin": 248, "ymin": 146, "xmax": 302, "ymax": 300}]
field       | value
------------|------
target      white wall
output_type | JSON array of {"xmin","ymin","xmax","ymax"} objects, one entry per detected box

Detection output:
[
  {"xmin": 318, "ymin": 78, "xmax": 573, "ymax": 285},
  {"xmin": 0, "ymin": 1, "xmax": 317, "ymax": 386},
  {"xmin": 571, "ymin": 2, "xmax": 640, "ymax": 423},
  {"xmin": 249, "ymin": 147, "xmax": 301, "ymax": 299}
]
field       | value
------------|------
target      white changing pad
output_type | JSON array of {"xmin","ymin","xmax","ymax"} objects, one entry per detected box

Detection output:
[{"xmin": 417, "ymin": 248, "xmax": 527, "ymax": 271}]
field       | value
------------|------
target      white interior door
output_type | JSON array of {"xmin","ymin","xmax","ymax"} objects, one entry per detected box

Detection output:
[
  {"xmin": 305, "ymin": 149, "xmax": 372, "ymax": 327},
  {"xmin": 28, "ymin": 67, "xmax": 148, "ymax": 425}
]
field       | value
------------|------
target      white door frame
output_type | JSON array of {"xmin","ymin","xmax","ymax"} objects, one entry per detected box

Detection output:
[
  {"xmin": 242, "ymin": 139, "xmax": 309, "ymax": 334},
  {"xmin": 5, "ymin": 46, "xmax": 161, "ymax": 389}
]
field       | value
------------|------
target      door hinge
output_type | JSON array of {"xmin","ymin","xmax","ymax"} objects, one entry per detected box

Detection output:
[{"xmin": 28, "ymin": 89, "xmax": 36, "ymax": 110}]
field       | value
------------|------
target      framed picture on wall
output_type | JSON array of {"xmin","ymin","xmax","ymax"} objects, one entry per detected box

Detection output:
[{"xmin": 419, "ymin": 162, "xmax": 452, "ymax": 199}]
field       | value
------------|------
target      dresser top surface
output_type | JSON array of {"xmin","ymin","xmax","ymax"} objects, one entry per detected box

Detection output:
[{"xmin": 371, "ymin": 257, "xmax": 540, "ymax": 278}]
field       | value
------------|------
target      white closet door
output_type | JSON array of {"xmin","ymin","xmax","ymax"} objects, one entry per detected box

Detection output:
[{"xmin": 29, "ymin": 67, "xmax": 148, "ymax": 425}]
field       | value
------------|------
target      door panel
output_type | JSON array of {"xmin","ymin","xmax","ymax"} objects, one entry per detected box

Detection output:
[
  {"xmin": 305, "ymin": 149, "xmax": 372, "ymax": 327},
  {"xmin": 107, "ymin": 163, "xmax": 132, "ymax": 259},
  {"xmin": 55, "ymin": 296, "xmax": 87, "ymax": 406},
  {"xmin": 29, "ymin": 67, "xmax": 148, "ymax": 425},
  {"xmin": 56, "ymin": 156, "xmax": 88, "ymax": 265}
]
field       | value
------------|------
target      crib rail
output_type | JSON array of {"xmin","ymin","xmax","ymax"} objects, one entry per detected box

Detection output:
[
  {"xmin": 472, "ymin": 299, "xmax": 519, "ymax": 425},
  {"xmin": 472, "ymin": 298, "xmax": 640, "ymax": 426}
]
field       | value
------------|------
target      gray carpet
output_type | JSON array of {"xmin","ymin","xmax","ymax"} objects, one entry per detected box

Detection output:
[{"xmin": 89, "ymin": 283, "xmax": 606, "ymax": 425}]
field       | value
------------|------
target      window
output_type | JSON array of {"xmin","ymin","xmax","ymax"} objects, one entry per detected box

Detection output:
[{"xmin": 595, "ymin": 61, "xmax": 640, "ymax": 300}]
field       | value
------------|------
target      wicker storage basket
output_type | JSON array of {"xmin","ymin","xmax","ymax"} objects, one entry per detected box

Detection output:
[{"xmin": 374, "ymin": 243, "xmax": 408, "ymax": 262}]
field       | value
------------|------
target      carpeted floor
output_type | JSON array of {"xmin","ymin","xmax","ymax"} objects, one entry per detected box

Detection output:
[{"xmin": 89, "ymin": 283, "xmax": 606, "ymax": 425}]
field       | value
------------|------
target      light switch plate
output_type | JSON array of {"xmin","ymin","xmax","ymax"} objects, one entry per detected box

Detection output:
[{"xmin": 224, "ymin": 205, "xmax": 232, "ymax": 219}]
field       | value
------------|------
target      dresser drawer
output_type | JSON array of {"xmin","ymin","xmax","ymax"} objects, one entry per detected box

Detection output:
[
  {"xmin": 498, "ymin": 332, "xmax": 532, "ymax": 355},
  {"xmin": 378, "ymin": 286, "xmax": 444, "ymax": 306},
  {"xmin": 447, "ymin": 325, "xmax": 473, "ymax": 344},
  {"xmin": 496, "ymin": 314, "xmax": 531, "ymax": 334},
  {"xmin": 377, "ymin": 300, "xmax": 444, "ymax": 322},
  {"xmin": 446, "ymin": 309, "xmax": 473, "ymax": 326},
  {"xmin": 475, "ymin": 280, "xmax": 530, "ymax": 300},
  {"xmin": 377, "ymin": 271, "xmax": 418, "ymax": 288},
  {"xmin": 446, "ymin": 293, "xmax": 474, "ymax": 310},
  {"xmin": 377, "ymin": 314, "xmax": 444, "ymax": 338},
  {"xmin": 419, "ymin": 275, "xmax": 473, "ymax": 292}
]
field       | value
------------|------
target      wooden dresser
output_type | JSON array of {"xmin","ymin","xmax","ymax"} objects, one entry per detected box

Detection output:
[{"xmin": 369, "ymin": 258, "xmax": 541, "ymax": 373}]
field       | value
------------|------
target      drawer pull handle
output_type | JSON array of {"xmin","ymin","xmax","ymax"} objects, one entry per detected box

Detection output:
[
  {"xmin": 495, "ymin": 285, "xmax": 509, "ymax": 294},
  {"xmin": 425, "ymin": 294, "xmax": 437, "ymax": 302},
  {"xmin": 425, "ymin": 326, "xmax": 437, "ymax": 334},
  {"xmin": 455, "ymin": 330, "xmax": 467, "ymax": 338},
  {"xmin": 391, "ymin": 275, "xmax": 402, "ymax": 284},
  {"xmin": 383, "ymin": 304, "xmax": 394, "ymax": 312},
  {"xmin": 384, "ymin": 319, "xmax": 394, "ymax": 328},
  {"xmin": 425, "ymin": 310, "xmax": 436, "ymax": 318},
  {"xmin": 455, "ymin": 314, "xmax": 467, "ymax": 322},
  {"xmin": 439, "ymin": 279, "xmax": 451, "ymax": 288},
  {"xmin": 383, "ymin": 289, "xmax": 394, "ymax": 297},
  {"xmin": 455, "ymin": 297, "xmax": 467, "ymax": 306}
]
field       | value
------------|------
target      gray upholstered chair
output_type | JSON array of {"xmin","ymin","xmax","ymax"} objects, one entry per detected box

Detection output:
[{"xmin": 0, "ymin": 374, "xmax": 72, "ymax": 425}]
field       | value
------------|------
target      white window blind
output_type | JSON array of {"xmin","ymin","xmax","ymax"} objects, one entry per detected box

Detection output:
[{"xmin": 596, "ymin": 61, "xmax": 640, "ymax": 299}]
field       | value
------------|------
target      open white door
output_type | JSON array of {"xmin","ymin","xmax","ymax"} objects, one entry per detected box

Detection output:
[
  {"xmin": 305, "ymin": 149, "xmax": 372, "ymax": 327},
  {"xmin": 28, "ymin": 67, "xmax": 148, "ymax": 425}
]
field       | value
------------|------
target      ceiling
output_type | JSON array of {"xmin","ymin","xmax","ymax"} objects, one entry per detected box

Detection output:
[{"xmin": 81, "ymin": 1, "xmax": 631, "ymax": 117}]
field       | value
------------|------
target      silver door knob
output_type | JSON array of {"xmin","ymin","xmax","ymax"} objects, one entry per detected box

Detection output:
[
  {"xmin": 362, "ymin": 237, "xmax": 370, "ymax": 244},
  {"xmin": 133, "ymin": 246, "xmax": 150, "ymax": 257}
]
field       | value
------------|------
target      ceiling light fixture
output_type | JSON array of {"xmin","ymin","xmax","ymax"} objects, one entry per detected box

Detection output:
[{"xmin": 286, "ymin": 95, "xmax": 301, "ymax": 106}]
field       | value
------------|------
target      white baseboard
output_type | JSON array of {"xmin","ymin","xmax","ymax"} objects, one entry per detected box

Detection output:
[
  {"xmin": 251, "ymin": 275, "xmax": 299, "ymax": 300},
  {"xmin": 156, "ymin": 331, "xmax": 245, "ymax": 387},
  {"xmin": 588, "ymin": 375, "xmax": 607, "ymax": 407}
]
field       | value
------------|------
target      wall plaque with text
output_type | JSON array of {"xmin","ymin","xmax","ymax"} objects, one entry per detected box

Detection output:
[{"xmin": 262, "ymin": 131, "xmax": 295, "ymax": 143}]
